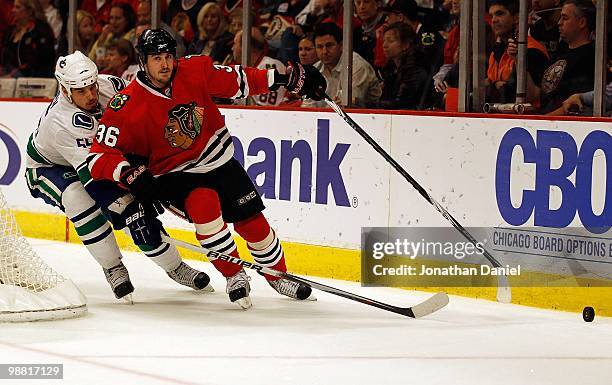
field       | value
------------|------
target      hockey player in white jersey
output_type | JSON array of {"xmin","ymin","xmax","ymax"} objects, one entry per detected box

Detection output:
[{"xmin": 25, "ymin": 51, "xmax": 212, "ymax": 300}]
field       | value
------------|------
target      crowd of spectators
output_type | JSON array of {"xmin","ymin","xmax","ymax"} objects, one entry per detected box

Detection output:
[{"xmin": 0, "ymin": 0, "xmax": 609, "ymax": 115}]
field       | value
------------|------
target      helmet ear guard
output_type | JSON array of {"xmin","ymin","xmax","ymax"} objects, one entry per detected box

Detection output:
[{"xmin": 54, "ymin": 50, "xmax": 98, "ymax": 103}]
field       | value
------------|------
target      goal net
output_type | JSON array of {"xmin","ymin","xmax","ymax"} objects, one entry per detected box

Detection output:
[{"xmin": 0, "ymin": 188, "xmax": 87, "ymax": 321}]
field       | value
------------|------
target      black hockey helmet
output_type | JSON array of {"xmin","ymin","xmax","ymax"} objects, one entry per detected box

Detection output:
[{"xmin": 136, "ymin": 28, "xmax": 177, "ymax": 68}]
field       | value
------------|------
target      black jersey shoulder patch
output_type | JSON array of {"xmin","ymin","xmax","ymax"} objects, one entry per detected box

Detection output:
[
  {"xmin": 108, "ymin": 94, "xmax": 130, "ymax": 111},
  {"xmin": 421, "ymin": 32, "xmax": 436, "ymax": 46},
  {"xmin": 72, "ymin": 112, "xmax": 94, "ymax": 130}
]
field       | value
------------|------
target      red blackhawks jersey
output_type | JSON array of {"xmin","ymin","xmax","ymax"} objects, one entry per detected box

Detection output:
[{"xmin": 88, "ymin": 55, "xmax": 273, "ymax": 182}]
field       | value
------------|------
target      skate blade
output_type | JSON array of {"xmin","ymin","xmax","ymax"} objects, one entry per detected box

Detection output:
[
  {"xmin": 234, "ymin": 296, "xmax": 252, "ymax": 310},
  {"xmin": 121, "ymin": 294, "xmax": 134, "ymax": 305},
  {"xmin": 302, "ymin": 293, "xmax": 317, "ymax": 301},
  {"xmin": 198, "ymin": 283, "xmax": 215, "ymax": 293}
]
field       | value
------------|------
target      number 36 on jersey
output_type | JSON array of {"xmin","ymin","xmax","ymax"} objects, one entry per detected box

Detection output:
[{"xmin": 96, "ymin": 125, "xmax": 120, "ymax": 147}]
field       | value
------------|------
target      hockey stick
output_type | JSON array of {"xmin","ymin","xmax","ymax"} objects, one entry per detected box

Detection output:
[
  {"xmin": 162, "ymin": 235, "xmax": 449, "ymax": 318},
  {"xmin": 323, "ymin": 95, "xmax": 512, "ymax": 304}
]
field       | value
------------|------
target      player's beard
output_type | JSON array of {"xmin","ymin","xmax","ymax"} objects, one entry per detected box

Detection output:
[
  {"xmin": 157, "ymin": 71, "xmax": 172, "ymax": 86},
  {"xmin": 155, "ymin": 63, "xmax": 176, "ymax": 87}
]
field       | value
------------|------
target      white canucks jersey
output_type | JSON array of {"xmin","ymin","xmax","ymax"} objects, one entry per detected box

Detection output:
[
  {"xmin": 26, "ymin": 75, "xmax": 127, "ymax": 180},
  {"xmin": 250, "ymin": 56, "xmax": 286, "ymax": 106},
  {"xmin": 121, "ymin": 64, "xmax": 139, "ymax": 84}
]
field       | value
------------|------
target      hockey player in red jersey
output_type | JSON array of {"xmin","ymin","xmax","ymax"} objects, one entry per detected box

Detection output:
[{"xmin": 88, "ymin": 28, "xmax": 326, "ymax": 309}]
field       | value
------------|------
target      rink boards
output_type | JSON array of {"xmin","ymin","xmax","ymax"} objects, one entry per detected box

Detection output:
[{"xmin": 1, "ymin": 100, "xmax": 612, "ymax": 315}]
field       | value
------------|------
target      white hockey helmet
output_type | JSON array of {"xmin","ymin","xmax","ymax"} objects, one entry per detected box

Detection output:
[{"xmin": 55, "ymin": 51, "xmax": 98, "ymax": 102}]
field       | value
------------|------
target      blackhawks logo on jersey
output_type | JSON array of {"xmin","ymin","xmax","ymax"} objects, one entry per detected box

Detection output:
[
  {"xmin": 421, "ymin": 32, "xmax": 435, "ymax": 47},
  {"xmin": 164, "ymin": 102, "xmax": 204, "ymax": 149},
  {"xmin": 108, "ymin": 94, "xmax": 129, "ymax": 111}
]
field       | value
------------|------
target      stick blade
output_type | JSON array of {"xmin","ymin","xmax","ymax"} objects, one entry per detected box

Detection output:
[{"xmin": 405, "ymin": 292, "xmax": 449, "ymax": 318}]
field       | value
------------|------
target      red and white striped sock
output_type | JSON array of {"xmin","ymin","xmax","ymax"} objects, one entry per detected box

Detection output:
[
  {"xmin": 235, "ymin": 213, "xmax": 287, "ymax": 281},
  {"xmin": 185, "ymin": 188, "xmax": 242, "ymax": 278}
]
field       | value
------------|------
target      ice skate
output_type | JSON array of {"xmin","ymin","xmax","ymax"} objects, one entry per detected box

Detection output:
[
  {"xmin": 226, "ymin": 269, "xmax": 252, "ymax": 309},
  {"xmin": 103, "ymin": 262, "xmax": 134, "ymax": 302},
  {"xmin": 167, "ymin": 261, "xmax": 214, "ymax": 292},
  {"xmin": 268, "ymin": 278, "xmax": 316, "ymax": 301}
]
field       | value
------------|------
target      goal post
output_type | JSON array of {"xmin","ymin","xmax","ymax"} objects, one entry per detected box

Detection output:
[{"xmin": 0, "ymin": 188, "xmax": 87, "ymax": 322}]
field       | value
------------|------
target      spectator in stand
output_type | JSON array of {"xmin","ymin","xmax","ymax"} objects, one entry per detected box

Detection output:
[
  {"xmin": 486, "ymin": 0, "xmax": 549, "ymax": 105},
  {"xmin": 353, "ymin": 0, "xmax": 386, "ymax": 67},
  {"xmin": 365, "ymin": 22, "xmax": 428, "ymax": 109},
  {"xmin": 232, "ymin": 27, "xmax": 287, "ymax": 106},
  {"xmin": 263, "ymin": 0, "xmax": 309, "ymax": 57},
  {"xmin": 432, "ymin": 0, "xmax": 453, "ymax": 37},
  {"xmin": 100, "ymin": 38, "xmax": 135, "ymax": 77},
  {"xmin": 0, "ymin": 0, "xmax": 55, "ymax": 78},
  {"xmin": 75, "ymin": 10, "xmax": 98, "ymax": 56},
  {"xmin": 433, "ymin": 0, "xmax": 459, "ymax": 92},
  {"xmin": 298, "ymin": 34, "xmax": 318, "ymax": 65},
  {"xmin": 530, "ymin": 0, "xmax": 566, "ymax": 60},
  {"xmin": 121, "ymin": 24, "xmax": 149, "ymax": 82},
  {"xmin": 89, "ymin": 3, "xmax": 137, "ymax": 67},
  {"xmin": 377, "ymin": 0, "xmax": 443, "ymax": 108},
  {"xmin": 263, "ymin": 0, "xmax": 310, "ymax": 24},
  {"xmin": 558, "ymin": 6, "xmax": 612, "ymax": 116},
  {"xmin": 79, "ymin": 0, "xmax": 113, "ymax": 32},
  {"xmin": 187, "ymin": 2, "xmax": 234, "ymax": 63},
  {"xmin": 39, "ymin": 0, "xmax": 62, "ymax": 44},
  {"xmin": 78, "ymin": 0, "xmax": 157, "ymax": 33},
  {"xmin": 56, "ymin": 8, "xmax": 97, "ymax": 57},
  {"xmin": 276, "ymin": 14, "xmax": 309, "ymax": 62},
  {"xmin": 295, "ymin": 0, "xmax": 348, "ymax": 29},
  {"xmin": 440, "ymin": 46, "xmax": 460, "ymax": 106},
  {"xmin": 169, "ymin": 12, "xmax": 194, "ymax": 45},
  {"xmin": 276, "ymin": 33, "xmax": 318, "ymax": 106},
  {"xmin": 279, "ymin": 0, "xmax": 360, "ymax": 64},
  {"xmin": 135, "ymin": 0, "xmax": 186, "ymax": 57},
  {"xmin": 217, "ymin": 8, "xmax": 257, "ymax": 64},
  {"xmin": 0, "ymin": 0, "xmax": 14, "ymax": 46},
  {"xmin": 304, "ymin": 22, "xmax": 381, "ymax": 107},
  {"xmin": 228, "ymin": 7, "xmax": 245, "ymax": 35},
  {"xmin": 433, "ymin": 0, "xmax": 494, "ymax": 109},
  {"xmin": 382, "ymin": 0, "xmax": 444, "ymax": 76},
  {"xmin": 276, "ymin": 33, "xmax": 312, "ymax": 104},
  {"xmin": 539, "ymin": 0, "xmax": 596, "ymax": 114},
  {"xmin": 165, "ymin": 0, "xmax": 214, "ymax": 44},
  {"xmin": 561, "ymin": 82, "xmax": 612, "ymax": 116}
]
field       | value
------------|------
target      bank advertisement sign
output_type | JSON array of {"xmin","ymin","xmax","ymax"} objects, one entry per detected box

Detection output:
[{"xmin": 1, "ymin": 101, "xmax": 611, "ymax": 281}]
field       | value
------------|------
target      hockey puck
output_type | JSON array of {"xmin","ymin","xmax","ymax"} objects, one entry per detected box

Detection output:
[{"xmin": 583, "ymin": 306, "xmax": 595, "ymax": 322}]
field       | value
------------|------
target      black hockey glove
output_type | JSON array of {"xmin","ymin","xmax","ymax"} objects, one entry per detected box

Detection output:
[
  {"xmin": 122, "ymin": 201, "xmax": 163, "ymax": 246},
  {"xmin": 272, "ymin": 62, "xmax": 327, "ymax": 101},
  {"xmin": 119, "ymin": 164, "xmax": 157, "ymax": 203}
]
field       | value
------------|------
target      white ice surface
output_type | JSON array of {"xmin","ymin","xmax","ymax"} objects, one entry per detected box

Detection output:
[{"xmin": 1, "ymin": 239, "xmax": 611, "ymax": 385}]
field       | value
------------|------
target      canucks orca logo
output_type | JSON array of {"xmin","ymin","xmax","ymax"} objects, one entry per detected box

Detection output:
[
  {"xmin": 72, "ymin": 112, "xmax": 94, "ymax": 130},
  {"xmin": 163, "ymin": 102, "xmax": 204, "ymax": 149},
  {"xmin": 108, "ymin": 94, "xmax": 129, "ymax": 111}
]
